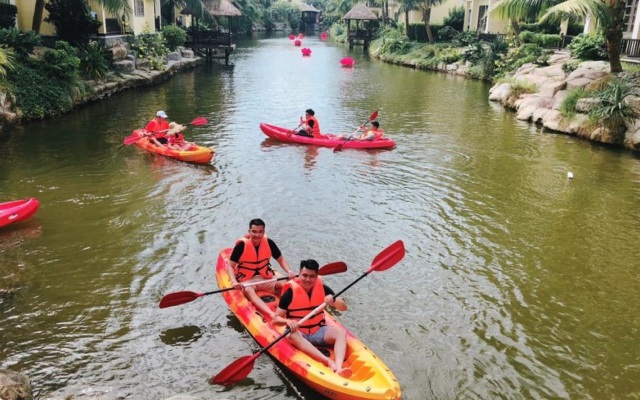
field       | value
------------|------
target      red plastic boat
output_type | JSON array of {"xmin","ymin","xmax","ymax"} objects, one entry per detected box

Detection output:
[
  {"xmin": 0, "ymin": 198, "xmax": 40, "ymax": 229},
  {"xmin": 260, "ymin": 123, "xmax": 396, "ymax": 150}
]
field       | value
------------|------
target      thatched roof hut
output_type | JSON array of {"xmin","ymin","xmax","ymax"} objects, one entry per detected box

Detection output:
[
  {"xmin": 343, "ymin": 3, "xmax": 378, "ymax": 20},
  {"xmin": 301, "ymin": 3, "xmax": 320, "ymax": 13},
  {"xmin": 202, "ymin": 0, "xmax": 242, "ymax": 17}
]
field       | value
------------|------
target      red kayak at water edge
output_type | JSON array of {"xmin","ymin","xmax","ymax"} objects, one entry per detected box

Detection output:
[
  {"xmin": 0, "ymin": 198, "xmax": 40, "ymax": 229},
  {"xmin": 260, "ymin": 123, "xmax": 396, "ymax": 150}
]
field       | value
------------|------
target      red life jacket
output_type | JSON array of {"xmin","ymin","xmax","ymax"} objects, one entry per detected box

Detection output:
[
  {"xmin": 168, "ymin": 133, "xmax": 184, "ymax": 145},
  {"xmin": 282, "ymin": 278, "xmax": 326, "ymax": 335},
  {"xmin": 234, "ymin": 235, "xmax": 274, "ymax": 282},
  {"xmin": 306, "ymin": 116, "xmax": 321, "ymax": 137}
]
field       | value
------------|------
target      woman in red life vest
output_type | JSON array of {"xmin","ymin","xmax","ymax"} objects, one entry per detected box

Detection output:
[
  {"xmin": 273, "ymin": 259, "xmax": 352, "ymax": 378},
  {"xmin": 227, "ymin": 219, "xmax": 296, "ymax": 319},
  {"xmin": 145, "ymin": 110, "xmax": 170, "ymax": 146}
]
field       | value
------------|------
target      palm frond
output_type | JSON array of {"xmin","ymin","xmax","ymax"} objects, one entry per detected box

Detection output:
[{"xmin": 540, "ymin": 0, "xmax": 612, "ymax": 26}]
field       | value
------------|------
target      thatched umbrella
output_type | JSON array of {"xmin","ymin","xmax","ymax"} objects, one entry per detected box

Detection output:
[{"xmin": 343, "ymin": 3, "xmax": 378, "ymax": 20}]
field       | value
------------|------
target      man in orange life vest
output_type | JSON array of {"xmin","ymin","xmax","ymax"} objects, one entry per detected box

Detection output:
[
  {"xmin": 296, "ymin": 108, "xmax": 322, "ymax": 138},
  {"xmin": 272, "ymin": 259, "xmax": 352, "ymax": 378},
  {"xmin": 227, "ymin": 219, "xmax": 295, "ymax": 319},
  {"xmin": 145, "ymin": 110, "xmax": 170, "ymax": 146}
]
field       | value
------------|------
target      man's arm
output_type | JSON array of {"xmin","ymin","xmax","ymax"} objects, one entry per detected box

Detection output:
[
  {"xmin": 268, "ymin": 239, "xmax": 295, "ymax": 279},
  {"xmin": 325, "ymin": 285, "xmax": 347, "ymax": 311},
  {"xmin": 227, "ymin": 242, "xmax": 245, "ymax": 288}
]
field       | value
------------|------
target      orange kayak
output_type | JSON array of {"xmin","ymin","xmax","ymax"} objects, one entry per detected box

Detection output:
[
  {"xmin": 129, "ymin": 129, "xmax": 214, "ymax": 164},
  {"xmin": 215, "ymin": 248, "xmax": 402, "ymax": 400},
  {"xmin": 0, "ymin": 198, "xmax": 40, "ymax": 229}
]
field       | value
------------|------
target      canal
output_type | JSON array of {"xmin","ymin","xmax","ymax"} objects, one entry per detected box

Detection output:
[{"xmin": 1, "ymin": 33, "xmax": 639, "ymax": 400}]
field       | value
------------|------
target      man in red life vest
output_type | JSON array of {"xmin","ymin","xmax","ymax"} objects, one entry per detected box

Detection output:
[
  {"xmin": 296, "ymin": 108, "xmax": 322, "ymax": 138},
  {"xmin": 227, "ymin": 219, "xmax": 295, "ymax": 319},
  {"xmin": 145, "ymin": 110, "xmax": 170, "ymax": 146},
  {"xmin": 273, "ymin": 259, "xmax": 353, "ymax": 378},
  {"xmin": 357, "ymin": 121, "xmax": 384, "ymax": 141}
]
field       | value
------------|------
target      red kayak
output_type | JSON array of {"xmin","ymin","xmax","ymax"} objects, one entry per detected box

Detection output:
[
  {"xmin": 260, "ymin": 123, "xmax": 396, "ymax": 150},
  {"xmin": 0, "ymin": 198, "xmax": 40, "ymax": 229}
]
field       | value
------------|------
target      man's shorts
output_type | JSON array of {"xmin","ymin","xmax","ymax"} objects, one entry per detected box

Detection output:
[
  {"xmin": 243, "ymin": 275, "xmax": 277, "ymax": 292},
  {"xmin": 302, "ymin": 325, "xmax": 329, "ymax": 346}
]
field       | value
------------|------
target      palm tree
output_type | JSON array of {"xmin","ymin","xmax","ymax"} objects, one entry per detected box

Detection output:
[
  {"xmin": 0, "ymin": 48, "xmax": 13, "ymax": 79},
  {"xmin": 396, "ymin": 0, "xmax": 420, "ymax": 36},
  {"xmin": 417, "ymin": 0, "xmax": 445, "ymax": 42},
  {"xmin": 492, "ymin": 0, "xmax": 625, "ymax": 73}
]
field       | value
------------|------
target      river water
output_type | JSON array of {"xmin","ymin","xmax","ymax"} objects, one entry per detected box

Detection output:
[{"xmin": 1, "ymin": 33, "xmax": 640, "ymax": 400}]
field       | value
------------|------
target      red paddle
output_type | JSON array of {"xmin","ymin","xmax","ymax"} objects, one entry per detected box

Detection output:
[
  {"xmin": 333, "ymin": 111, "xmax": 378, "ymax": 152},
  {"xmin": 123, "ymin": 117, "xmax": 207, "ymax": 145},
  {"xmin": 209, "ymin": 240, "xmax": 405, "ymax": 385},
  {"xmin": 159, "ymin": 261, "xmax": 347, "ymax": 309}
]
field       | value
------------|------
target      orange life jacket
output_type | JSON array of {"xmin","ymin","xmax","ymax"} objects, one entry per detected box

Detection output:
[
  {"xmin": 306, "ymin": 116, "xmax": 321, "ymax": 138},
  {"xmin": 282, "ymin": 278, "xmax": 326, "ymax": 335},
  {"xmin": 234, "ymin": 235, "xmax": 274, "ymax": 282},
  {"xmin": 367, "ymin": 129, "xmax": 384, "ymax": 140},
  {"xmin": 168, "ymin": 133, "xmax": 184, "ymax": 145}
]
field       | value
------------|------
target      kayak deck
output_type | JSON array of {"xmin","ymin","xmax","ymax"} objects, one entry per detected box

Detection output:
[{"xmin": 215, "ymin": 248, "xmax": 401, "ymax": 400}]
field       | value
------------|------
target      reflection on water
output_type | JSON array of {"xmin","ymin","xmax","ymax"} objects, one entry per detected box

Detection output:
[{"xmin": 0, "ymin": 32, "xmax": 639, "ymax": 400}]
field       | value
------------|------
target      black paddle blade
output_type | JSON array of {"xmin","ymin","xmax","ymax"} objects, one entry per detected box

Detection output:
[
  {"xmin": 210, "ymin": 354, "xmax": 257, "ymax": 385},
  {"xmin": 159, "ymin": 291, "xmax": 201, "ymax": 308},
  {"xmin": 369, "ymin": 240, "xmax": 405, "ymax": 273}
]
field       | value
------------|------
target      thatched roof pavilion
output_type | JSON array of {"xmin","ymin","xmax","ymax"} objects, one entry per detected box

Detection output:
[
  {"xmin": 342, "ymin": 3, "xmax": 378, "ymax": 48},
  {"xmin": 343, "ymin": 3, "xmax": 378, "ymax": 20},
  {"xmin": 203, "ymin": 0, "xmax": 242, "ymax": 16}
]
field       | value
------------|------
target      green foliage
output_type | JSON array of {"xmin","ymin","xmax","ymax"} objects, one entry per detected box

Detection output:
[
  {"xmin": 41, "ymin": 41, "xmax": 81, "ymax": 82},
  {"xmin": 562, "ymin": 62, "xmax": 579, "ymax": 74},
  {"xmin": 437, "ymin": 26, "xmax": 459, "ymax": 42},
  {"xmin": 45, "ymin": 0, "xmax": 101, "ymax": 45},
  {"xmin": 567, "ymin": 34, "xmax": 607, "ymax": 60},
  {"xmin": 79, "ymin": 41, "xmax": 111, "ymax": 81},
  {"xmin": 0, "ymin": 28, "xmax": 42, "ymax": 59},
  {"xmin": 0, "ymin": 47, "xmax": 13, "ymax": 78},
  {"xmin": 162, "ymin": 25, "xmax": 187, "ymax": 51},
  {"xmin": 407, "ymin": 23, "xmax": 427, "ymax": 42},
  {"xmin": 443, "ymin": 6, "xmax": 464, "ymax": 31},
  {"xmin": 520, "ymin": 21, "xmax": 584, "ymax": 36},
  {"xmin": 510, "ymin": 80, "xmax": 537, "ymax": 97},
  {"xmin": 559, "ymin": 87, "xmax": 589, "ymax": 117},
  {"xmin": 462, "ymin": 39, "xmax": 508, "ymax": 80},
  {"xmin": 590, "ymin": 77, "xmax": 638, "ymax": 135},
  {"xmin": 494, "ymin": 43, "xmax": 550, "ymax": 77},
  {"xmin": 0, "ymin": 3, "xmax": 18, "ymax": 29},
  {"xmin": 453, "ymin": 30, "xmax": 479, "ymax": 46},
  {"xmin": 271, "ymin": 0, "xmax": 301, "ymax": 30},
  {"xmin": 5, "ymin": 58, "xmax": 77, "ymax": 119},
  {"xmin": 130, "ymin": 32, "xmax": 169, "ymax": 71},
  {"xmin": 518, "ymin": 31, "xmax": 561, "ymax": 48},
  {"xmin": 378, "ymin": 26, "xmax": 412, "ymax": 54}
]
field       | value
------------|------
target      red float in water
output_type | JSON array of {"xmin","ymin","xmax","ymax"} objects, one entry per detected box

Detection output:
[
  {"xmin": 298, "ymin": 33, "xmax": 304, "ymax": 39},
  {"xmin": 289, "ymin": 34, "xmax": 295, "ymax": 40},
  {"xmin": 294, "ymin": 39, "xmax": 302, "ymax": 46},
  {"xmin": 301, "ymin": 47, "xmax": 312, "ymax": 56},
  {"xmin": 320, "ymin": 32, "xmax": 328, "ymax": 40},
  {"xmin": 340, "ymin": 57, "xmax": 355, "ymax": 67}
]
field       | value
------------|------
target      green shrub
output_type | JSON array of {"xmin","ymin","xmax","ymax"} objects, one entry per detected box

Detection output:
[
  {"xmin": 567, "ymin": 33, "xmax": 607, "ymax": 60},
  {"xmin": 407, "ymin": 23, "xmax": 428, "ymax": 42},
  {"xmin": 495, "ymin": 43, "xmax": 550, "ymax": 77},
  {"xmin": 519, "ymin": 31, "xmax": 561, "ymax": 48},
  {"xmin": 6, "ymin": 58, "xmax": 77, "ymax": 119},
  {"xmin": 41, "ymin": 41, "xmax": 81, "ymax": 82},
  {"xmin": 559, "ymin": 87, "xmax": 589, "ymax": 117},
  {"xmin": 562, "ymin": 62, "xmax": 579, "ymax": 74},
  {"xmin": 438, "ymin": 26, "xmax": 458, "ymax": 42},
  {"xmin": 79, "ymin": 41, "xmax": 111, "ymax": 80},
  {"xmin": 590, "ymin": 77, "xmax": 638, "ymax": 137},
  {"xmin": 45, "ymin": 0, "xmax": 101, "ymax": 45},
  {"xmin": 0, "ymin": 3, "xmax": 18, "ymax": 29},
  {"xmin": 378, "ymin": 26, "xmax": 412, "ymax": 54},
  {"xmin": 443, "ymin": 6, "xmax": 464, "ymax": 31},
  {"xmin": 130, "ymin": 32, "xmax": 169, "ymax": 70},
  {"xmin": 162, "ymin": 25, "xmax": 187, "ymax": 51},
  {"xmin": 454, "ymin": 30, "xmax": 479, "ymax": 46},
  {"xmin": 0, "ymin": 47, "xmax": 13, "ymax": 78},
  {"xmin": 0, "ymin": 28, "xmax": 42, "ymax": 59}
]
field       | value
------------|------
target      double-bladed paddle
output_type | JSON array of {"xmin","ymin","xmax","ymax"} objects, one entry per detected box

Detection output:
[
  {"xmin": 333, "ymin": 110, "xmax": 379, "ymax": 152},
  {"xmin": 209, "ymin": 240, "xmax": 406, "ymax": 385},
  {"xmin": 123, "ymin": 116, "xmax": 208, "ymax": 145},
  {"xmin": 159, "ymin": 261, "xmax": 347, "ymax": 309}
]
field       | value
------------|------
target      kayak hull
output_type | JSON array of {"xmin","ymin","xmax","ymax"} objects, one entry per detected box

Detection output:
[
  {"xmin": 0, "ymin": 198, "xmax": 40, "ymax": 229},
  {"xmin": 260, "ymin": 123, "xmax": 396, "ymax": 150},
  {"xmin": 130, "ymin": 129, "xmax": 214, "ymax": 164},
  {"xmin": 215, "ymin": 248, "xmax": 401, "ymax": 400}
]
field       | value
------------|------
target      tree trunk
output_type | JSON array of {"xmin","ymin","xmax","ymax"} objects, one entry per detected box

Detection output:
[
  {"xmin": 423, "ymin": 8, "xmax": 434, "ymax": 43},
  {"xmin": 32, "ymin": 0, "xmax": 45, "ymax": 33},
  {"xmin": 405, "ymin": 10, "xmax": 410, "ymax": 36},
  {"xmin": 511, "ymin": 18, "xmax": 520, "ymax": 36},
  {"xmin": 606, "ymin": 0, "xmax": 625, "ymax": 73}
]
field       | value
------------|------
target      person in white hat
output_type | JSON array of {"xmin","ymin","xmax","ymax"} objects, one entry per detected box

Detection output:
[{"xmin": 145, "ymin": 110, "xmax": 170, "ymax": 146}]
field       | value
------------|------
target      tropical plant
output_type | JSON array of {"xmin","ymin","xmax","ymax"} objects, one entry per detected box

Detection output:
[
  {"xmin": 0, "ymin": 47, "xmax": 13, "ymax": 79},
  {"xmin": 41, "ymin": 41, "xmax": 81, "ymax": 82},
  {"xmin": 162, "ymin": 25, "xmax": 187, "ymax": 51},
  {"xmin": 492, "ymin": 0, "xmax": 626, "ymax": 72},
  {"xmin": 45, "ymin": 0, "xmax": 101, "ymax": 45},
  {"xmin": 590, "ymin": 77, "xmax": 638, "ymax": 137},
  {"xmin": 271, "ymin": 0, "xmax": 301, "ymax": 30},
  {"xmin": 443, "ymin": 5, "xmax": 464, "ymax": 31},
  {"xmin": 567, "ymin": 33, "xmax": 608, "ymax": 60},
  {"xmin": 79, "ymin": 41, "xmax": 112, "ymax": 81},
  {"xmin": 0, "ymin": 29, "xmax": 42, "ymax": 59},
  {"xmin": 130, "ymin": 31, "xmax": 169, "ymax": 71},
  {"xmin": 559, "ymin": 86, "xmax": 589, "ymax": 117}
]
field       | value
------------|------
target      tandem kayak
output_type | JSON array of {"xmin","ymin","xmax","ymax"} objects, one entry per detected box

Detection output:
[
  {"xmin": 260, "ymin": 123, "xmax": 396, "ymax": 150},
  {"xmin": 129, "ymin": 129, "xmax": 214, "ymax": 164},
  {"xmin": 215, "ymin": 248, "xmax": 402, "ymax": 400},
  {"xmin": 0, "ymin": 198, "xmax": 40, "ymax": 229}
]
